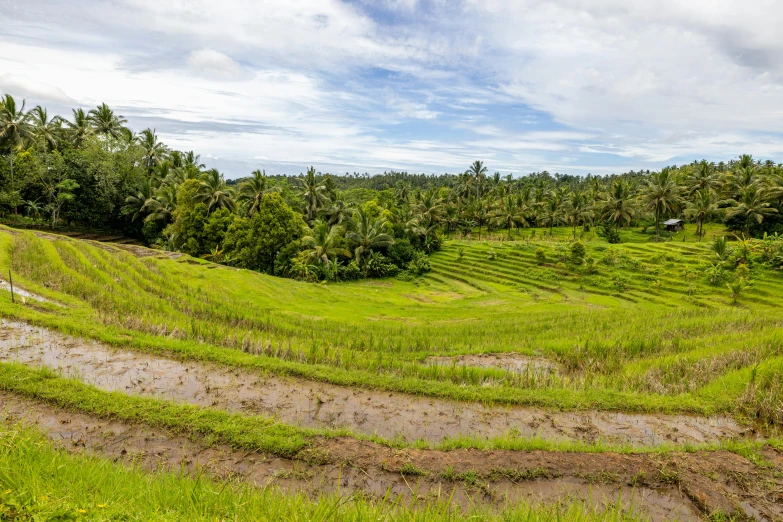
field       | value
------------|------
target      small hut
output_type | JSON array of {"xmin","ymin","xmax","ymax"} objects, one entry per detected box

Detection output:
[{"xmin": 664, "ymin": 219, "xmax": 684, "ymax": 232}]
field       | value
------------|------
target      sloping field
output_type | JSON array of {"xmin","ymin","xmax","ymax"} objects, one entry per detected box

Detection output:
[{"xmin": 1, "ymin": 226, "xmax": 782, "ymax": 520}]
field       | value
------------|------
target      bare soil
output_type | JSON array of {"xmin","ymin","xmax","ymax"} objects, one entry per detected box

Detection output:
[
  {"xmin": 0, "ymin": 320, "xmax": 748, "ymax": 446},
  {"xmin": 2, "ymin": 392, "xmax": 781, "ymax": 521}
]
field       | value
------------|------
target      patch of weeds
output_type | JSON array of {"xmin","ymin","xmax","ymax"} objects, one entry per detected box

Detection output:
[
  {"xmin": 295, "ymin": 448, "xmax": 331, "ymax": 466},
  {"xmin": 580, "ymin": 470, "xmax": 619, "ymax": 484},
  {"xmin": 487, "ymin": 467, "xmax": 556, "ymax": 482},
  {"xmin": 399, "ymin": 462, "xmax": 428, "ymax": 476},
  {"xmin": 657, "ymin": 466, "xmax": 680, "ymax": 485}
]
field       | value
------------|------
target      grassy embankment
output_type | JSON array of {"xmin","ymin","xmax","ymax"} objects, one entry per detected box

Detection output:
[{"xmin": 0, "ymin": 422, "xmax": 644, "ymax": 522}]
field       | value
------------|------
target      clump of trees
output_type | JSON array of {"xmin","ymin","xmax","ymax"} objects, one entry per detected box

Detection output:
[{"xmin": 3, "ymin": 92, "xmax": 783, "ymax": 281}]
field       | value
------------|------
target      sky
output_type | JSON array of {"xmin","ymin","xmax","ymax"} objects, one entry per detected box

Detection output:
[{"xmin": 2, "ymin": 0, "xmax": 783, "ymax": 178}]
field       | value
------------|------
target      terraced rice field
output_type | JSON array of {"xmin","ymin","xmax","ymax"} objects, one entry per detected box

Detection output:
[{"xmin": 1, "ymin": 225, "xmax": 782, "ymax": 520}]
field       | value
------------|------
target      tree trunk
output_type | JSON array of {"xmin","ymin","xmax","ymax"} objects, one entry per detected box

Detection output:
[
  {"xmin": 655, "ymin": 208, "xmax": 660, "ymax": 239},
  {"xmin": 9, "ymin": 150, "xmax": 16, "ymax": 216}
]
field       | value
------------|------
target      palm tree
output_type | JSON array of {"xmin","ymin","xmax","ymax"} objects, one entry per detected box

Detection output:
[
  {"xmin": 197, "ymin": 169, "xmax": 235, "ymax": 212},
  {"xmin": 301, "ymin": 220, "xmax": 351, "ymax": 264},
  {"xmin": 237, "ymin": 169, "xmax": 277, "ymax": 216},
  {"xmin": 640, "ymin": 168, "xmax": 682, "ymax": 240},
  {"xmin": 602, "ymin": 179, "xmax": 636, "ymax": 231},
  {"xmin": 323, "ymin": 198, "xmax": 352, "ymax": 227},
  {"xmin": 564, "ymin": 190, "xmax": 591, "ymax": 239},
  {"xmin": 145, "ymin": 183, "xmax": 179, "ymax": 223},
  {"xmin": 297, "ymin": 166, "xmax": 328, "ymax": 221},
  {"xmin": 88, "ymin": 103, "xmax": 128, "ymax": 139},
  {"xmin": 537, "ymin": 196, "xmax": 561, "ymax": 235},
  {"xmin": 139, "ymin": 128, "xmax": 168, "ymax": 169},
  {"xmin": 65, "ymin": 108, "xmax": 94, "ymax": 148},
  {"xmin": 490, "ymin": 195, "xmax": 528, "ymax": 239},
  {"xmin": 0, "ymin": 94, "xmax": 32, "ymax": 215},
  {"xmin": 468, "ymin": 160, "xmax": 488, "ymax": 199},
  {"xmin": 685, "ymin": 160, "xmax": 720, "ymax": 195},
  {"xmin": 347, "ymin": 209, "xmax": 394, "ymax": 265},
  {"xmin": 24, "ymin": 199, "xmax": 43, "ymax": 219},
  {"xmin": 394, "ymin": 180, "xmax": 412, "ymax": 205},
  {"xmin": 29, "ymin": 106, "xmax": 60, "ymax": 151},
  {"xmin": 684, "ymin": 189, "xmax": 717, "ymax": 239},
  {"xmin": 726, "ymin": 185, "xmax": 777, "ymax": 236},
  {"xmin": 124, "ymin": 179, "xmax": 156, "ymax": 221},
  {"xmin": 467, "ymin": 197, "xmax": 489, "ymax": 240}
]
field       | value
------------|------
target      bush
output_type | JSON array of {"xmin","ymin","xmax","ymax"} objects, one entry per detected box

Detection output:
[
  {"xmin": 570, "ymin": 241, "xmax": 586, "ymax": 264},
  {"xmin": 385, "ymin": 238, "xmax": 416, "ymax": 269},
  {"xmin": 535, "ymin": 248, "xmax": 546, "ymax": 264},
  {"xmin": 339, "ymin": 260, "xmax": 362, "ymax": 281},
  {"xmin": 364, "ymin": 252, "xmax": 398, "ymax": 278},
  {"xmin": 407, "ymin": 251, "xmax": 431, "ymax": 275},
  {"xmin": 598, "ymin": 224, "xmax": 621, "ymax": 244}
]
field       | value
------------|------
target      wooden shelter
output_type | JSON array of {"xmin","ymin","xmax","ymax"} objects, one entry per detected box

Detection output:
[{"xmin": 664, "ymin": 219, "xmax": 684, "ymax": 232}]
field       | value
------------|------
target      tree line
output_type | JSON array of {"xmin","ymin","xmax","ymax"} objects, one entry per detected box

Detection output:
[{"xmin": 2, "ymin": 94, "xmax": 783, "ymax": 281}]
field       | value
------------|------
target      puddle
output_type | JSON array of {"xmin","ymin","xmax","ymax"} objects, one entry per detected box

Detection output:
[
  {"xmin": 7, "ymin": 391, "xmax": 778, "ymax": 522},
  {"xmin": 425, "ymin": 353, "xmax": 559, "ymax": 375},
  {"xmin": 0, "ymin": 280, "xmax": 59, "ymax": 305},
  {"xmin": 0, "ymin": 320, "xmax": 748, "ymax": 447}
]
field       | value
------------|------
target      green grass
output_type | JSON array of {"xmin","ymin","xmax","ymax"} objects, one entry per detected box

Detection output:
[
  {"xmin": 1, "ymin": 225, "xmax": 782, "ymax": 424},
  {"xmin": 0, "ymin": 423, "xmax": 647, "ymax": 522}
]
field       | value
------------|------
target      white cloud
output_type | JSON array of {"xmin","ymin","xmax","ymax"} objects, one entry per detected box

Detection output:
[
  {"xmin": 0, "ymin": 74, "xmax": 74, "ymax": 104},
  {"xmin": 186, "ymin": 49, "xmax": 244, "ymax": 79}
]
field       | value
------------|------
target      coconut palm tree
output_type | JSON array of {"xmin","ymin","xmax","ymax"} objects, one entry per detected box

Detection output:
[
  {"xmin": 29, "ymin": 106, "xmax": 60, "ymax": 151},
  {"xmin": 468, "ymin": 160, "xmax": 488, "ymax": 199},
  {"xmin": 124, "ymin": 179, "xmax": 156, "ymax": 221},
  {"xmin": 601, "ymin": 179, "xmax": 636, "ymax": 231},
  {"xmin": 467, "ymin": 197, "xmax": 490, "ymax": 240},
  {"xmin": 537, "ymin": 195, "xmax": 562, "ymax": 235},
  {"xmin": 65, "ymin": 108, "xmax": 94, "ymax": 148},
  {"xmin": 87, "ymin": 103, "xmax": 127, "ymax": 139},
  {"xmin": 564, "ymin": 190, "xmax": 591, "ymax": 239},
  {"xmin": 301, "ymin": 220, "xmax": 350, "ymax": 264},
  {"xmin": 640, "ymin": 168, "xmax": 682, "ymax": 240},
  {"xmin": 685, "ymin": 160, "xmax": 720, "ymax": 195},
  {"xmin": 490, "ymin": 194, "xmax": 528, "ymax": 239},
  {"xmin": 323, "ymin": 198, "xmax": 353, "ymax": 227},
  {"xmin": 347, "ymin": 209, "xmax": 394, "ymax": 265},
  {"xmin": 237, "ymin": 169, "xmax": 277, "ymax": 217},
  {"xmin": 139, "ymin": 128, "xmax": 168, "ymax": 169},
  {"xmin": 684, "ymin": 189, "xmax": 718, "ymax": 239},
  {"xmin": 145, "ymin": 183, "xmax": 179, "ymax": 223},
  {"xmin": 726, "ymin": 185, "xmax": 777, "ymax": 236},
  {"xmin": 197, "ymin": 169, "xmax": 235, "ymax": 212},
  {"xmin": 0, "ymin": 94, "xmax": 32, "ymax": 215},
  {"xmin": 297, "ymin": 166, "xmax": 328, "ymax": 221}
]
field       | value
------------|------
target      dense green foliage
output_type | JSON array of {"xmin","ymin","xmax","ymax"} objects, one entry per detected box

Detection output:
[{"xmin": 4, "ymin": 94, "xmax": 783, "ymax": 284}]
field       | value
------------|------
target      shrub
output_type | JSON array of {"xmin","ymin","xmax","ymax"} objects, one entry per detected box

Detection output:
[
  {"xmin": 364, "ymin": 252, "xmax": 398, "ymax": 278},
  {"xmin": 385, "ymin": 238, "xmax": 416, "ymax": 269},
  {"xmin": 407, "ymin": 251, "xmax": 431, "ymax": 276},
  {"xmin": 598, "ymin": 224, "xmax": 621, "ymax": 244},
  {"xmin": 339, "ymin": 260, "xmax": 362, "ymax": 281},
  {"xmin": 535, "ymin": 247, "xmax": 546, "ymax": 264},
  {"xmin": 570, "ymin": 241, "xmax": 586, "ymax": 264}
]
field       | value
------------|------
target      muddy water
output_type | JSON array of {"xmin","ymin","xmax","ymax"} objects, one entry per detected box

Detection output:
[
  {"xmin": 0, "ymin": 392, "xmax": 708, "ymax": 521},
  {"xmin": 0, "ymin": 320, "xmax": 746, "ymax": 447},
  {"xmin": 0, "ymin": 280, "xmax": 57, "ymax": 305},
  {"xmin": 425, "ymin": 353, "xmax": 559, "ymax": 375}
]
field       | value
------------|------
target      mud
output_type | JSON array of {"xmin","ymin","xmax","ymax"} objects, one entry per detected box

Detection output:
[
  {"xmin": 2, "ymin": 391, "xmax": 781, "ymax": 521},
  {"xmin": 425, "ymin": 353, "xmax": 559, "ymax": 375},
  {"xmin": 0, "ymin": 320, "xmax": 749, "ymax": 447}
]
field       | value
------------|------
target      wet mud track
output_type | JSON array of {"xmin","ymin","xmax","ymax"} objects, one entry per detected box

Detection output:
[
  {"xmin": 2, "ymin": 392, "xmax": 781, "ymax": 521},
  {"xmin": 0, "ymin": 320, "xmax": 748, "ymax": 447}
]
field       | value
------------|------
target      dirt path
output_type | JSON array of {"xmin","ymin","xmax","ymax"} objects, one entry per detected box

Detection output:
[
  {"xmin": 0, "ymin": 320, "xmax": 748, "ymax": 447},
  {"xmin": 2, "ymin": 391, "xmax": 781, "ymax": 521}
]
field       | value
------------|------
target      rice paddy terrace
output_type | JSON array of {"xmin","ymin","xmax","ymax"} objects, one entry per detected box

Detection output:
[{"xmin": 1, "ymin": 225, "xmax": 782, "ymax": 521}]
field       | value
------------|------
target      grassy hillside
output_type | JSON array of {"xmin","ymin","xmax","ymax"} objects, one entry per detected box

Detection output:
[{"xmin": 0, "ymin": 225, "xmax": 781, "ymax": 425}]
